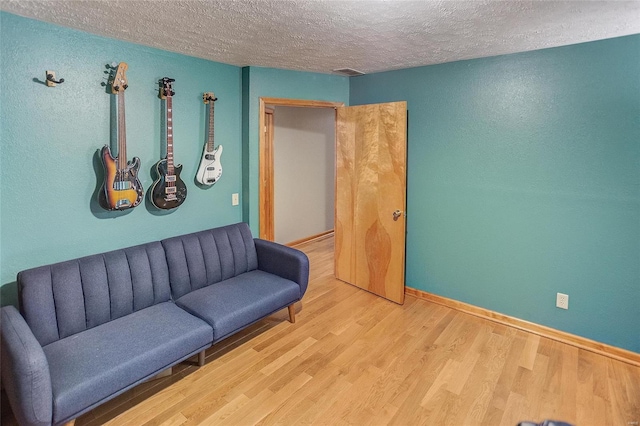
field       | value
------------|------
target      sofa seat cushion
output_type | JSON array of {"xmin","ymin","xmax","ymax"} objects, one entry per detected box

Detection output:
[
  {"xmin": 43, "ymin": 302, "xmax": 213, "ymax": 424},
  {"xmin": 176, "ymin": 270, "xmax": 300, "ymax": 341}
]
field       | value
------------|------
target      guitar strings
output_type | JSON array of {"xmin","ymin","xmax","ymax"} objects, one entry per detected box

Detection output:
[
  {"xmin": 167, "ymin": 92, "xmax": 174, "ymax": 189},
  {"xmin": 118, "ymin": 86, "xmax": 125, "ymax": 205}
]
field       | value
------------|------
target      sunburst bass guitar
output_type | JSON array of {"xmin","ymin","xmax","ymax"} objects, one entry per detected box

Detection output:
[
  {"xmin": 98, "ymin": 62, "xmax": 144, "ymax": 211},
  {"xmin": 150, "ymin": 77, "xmax": 187, "ymax": 210},
  {"xmin": 195, "ymin": 92, "xmax": 223, "ymax": 185}
]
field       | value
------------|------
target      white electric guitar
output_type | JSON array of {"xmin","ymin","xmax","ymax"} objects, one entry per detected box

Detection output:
[{"xmin": 196, "ymin": 92, "xmax": 223, "ymax": 185}]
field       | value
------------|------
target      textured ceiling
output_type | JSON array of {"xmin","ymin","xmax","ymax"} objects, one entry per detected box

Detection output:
[{"xmin": 2, "ymin": 0, "xmax": 639, "ymax": 74}]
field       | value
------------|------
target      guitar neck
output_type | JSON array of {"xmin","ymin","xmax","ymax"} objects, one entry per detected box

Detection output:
[
  {"xmin": 207, "ymin": 100, "xmax": 215, "ymax": 152},
  {"xmin": 117, "ymin": 90, "xmax": 127, "ymax": 170},
  {"xmin": 166, "ymin": 95, "xmax": 174, "ymax": 174}
]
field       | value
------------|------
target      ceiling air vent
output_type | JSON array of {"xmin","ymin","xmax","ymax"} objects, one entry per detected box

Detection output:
[{"xmin": 332, "ymin": 68, "xmax": 365, "ymax": 77}]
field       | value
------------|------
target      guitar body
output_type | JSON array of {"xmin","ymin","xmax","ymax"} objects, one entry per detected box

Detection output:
[
  {"xmin": 196, "ymin": 145, "xmax": 223, "ymax": 185},
  {"xmin": 150, "ymin": 159, "xmax": 187, "ymax": 210},
  {"xmin": 98, "ymin": 145, "xmax": 144, "ymax": 211}
]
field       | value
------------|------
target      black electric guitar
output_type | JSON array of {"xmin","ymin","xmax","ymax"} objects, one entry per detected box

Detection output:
[
  {"xmin": 98, "ymin": 62, "xmax": 144, "ymax": 211},
  {"xmin": 150, "ymin": 77, "xmax": 187, "ymax": 210}
]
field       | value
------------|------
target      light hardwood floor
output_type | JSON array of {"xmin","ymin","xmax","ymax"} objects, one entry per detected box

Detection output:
[{"xmin": 3, "ymin": 235, "xmax": 639, "ymax": 425}]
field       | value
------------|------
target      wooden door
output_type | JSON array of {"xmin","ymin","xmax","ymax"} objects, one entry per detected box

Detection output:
[{"xmin": 335, "ymin": 101, "xmax": 407, "ymax": 304}]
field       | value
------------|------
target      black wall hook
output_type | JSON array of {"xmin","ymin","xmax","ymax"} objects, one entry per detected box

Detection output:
[{"xmin": 46, "ymin": 70, "xmax": 64, "ymax": 87}]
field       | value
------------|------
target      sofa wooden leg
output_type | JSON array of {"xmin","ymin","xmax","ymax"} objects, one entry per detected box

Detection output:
[
  {"xmin": 288, "ymin": 304, "xmax": 296, "ymax": 323},
  {"xmin": 63, "ymin": 420, "xmax": 76, "ymax": 426},
  {"xmin": 198, "ymin": 350, "xmax": 206, "ymax": 367}
]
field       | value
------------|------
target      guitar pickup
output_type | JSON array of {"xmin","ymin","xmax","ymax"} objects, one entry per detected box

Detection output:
[
  {"xmin": 113, "ymin": 181, "xmax": 131, "ymax": 190},
  {"xmin": 165, "ymin": 175, "xmax": 176, "ymax": 182},
  {"xmin": 165, "ymin": 187, "xmax": 177, "ymax": 194}
]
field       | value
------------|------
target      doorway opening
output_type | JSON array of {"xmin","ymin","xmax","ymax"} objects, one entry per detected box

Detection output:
[{"xmin": 258, "ymin": 98, "xmax": 344, "ymax": 244}]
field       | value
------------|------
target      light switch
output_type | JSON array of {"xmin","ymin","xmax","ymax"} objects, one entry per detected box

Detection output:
[{"xmin": 232, "ymin": 193, "xmax": 239, "ymax": 206}]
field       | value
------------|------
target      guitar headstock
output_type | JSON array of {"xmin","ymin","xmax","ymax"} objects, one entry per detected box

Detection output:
[
  {"xmin": 109, "ymin": 62, "xmax": 129, "ymax": 94},
  {"xmin": 159, "ymin": 77, "xmax": 176, "ymax": 99},
  {"xmin": 203, "ymin": 92, "xmax": 218, "ymax": 104}
]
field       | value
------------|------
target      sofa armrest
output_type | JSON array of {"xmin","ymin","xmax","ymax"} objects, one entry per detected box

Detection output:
[
  {"xmin": 254, "ymin": 239, "xmax": 310, "ymax": 298},
  {"xmin": 1, "ymin": 306, "xmax": 52, "ymax": 426}
]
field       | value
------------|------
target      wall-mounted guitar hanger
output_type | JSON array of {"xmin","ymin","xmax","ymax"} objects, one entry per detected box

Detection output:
[{"xmin": 45, "ymin": 70, "xmax": 65, "ymax": 87}]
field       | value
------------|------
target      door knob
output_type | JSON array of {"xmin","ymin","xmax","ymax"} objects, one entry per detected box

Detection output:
[{"xmin": 393, "ymin": 210, "xmax": 403, "ymax": 221}]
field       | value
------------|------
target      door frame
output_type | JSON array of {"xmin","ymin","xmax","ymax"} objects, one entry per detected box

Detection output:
[{"xmin": 258, "ymin": 97, "xmax": 345, "ymax": 240}]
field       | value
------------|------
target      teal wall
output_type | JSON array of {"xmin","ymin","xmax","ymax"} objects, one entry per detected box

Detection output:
[
  {"xmin": 0, "ymin": 13, "xmax": 243, "ymax": 305},
  {"xmin": 242, "ymin": 67, "xmax": 349, "ymax": 232},
  {"xmin": 350, "ymin": 35, "xmax": 640, "ymax": 352}
]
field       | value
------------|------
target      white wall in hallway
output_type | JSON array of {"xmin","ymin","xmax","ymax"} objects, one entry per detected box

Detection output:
[{"xmin": 273, "ymin": 106, "xmax": 335, "ymax": 244}]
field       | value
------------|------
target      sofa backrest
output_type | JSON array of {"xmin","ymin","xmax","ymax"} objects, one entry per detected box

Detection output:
[
  {"xmin": 18, "ymin": 242, "xmax": 171, "ymax": 347},
  {"xmin": 161, "ymin": 222, "xmax": 258, "ymax": 300}
]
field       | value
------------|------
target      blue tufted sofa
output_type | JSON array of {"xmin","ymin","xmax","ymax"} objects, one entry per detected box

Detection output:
[{"xmin": 1, "ymin": 222, "xmax": 309, "ymax": 426}]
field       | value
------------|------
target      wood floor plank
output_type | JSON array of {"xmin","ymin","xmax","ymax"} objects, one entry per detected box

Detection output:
[
  {"xmin": 314, "ymin": 365, "xmax": 384, "ymax": 425},
  {"xmin": 254, "ymin": 364, "xmax": 343, "ymax": 425},
  {"xmin": 3, "ymin": 235, "xmax": 639, "ymax": 426},
  {"xmin": 559, "ymin": 342, "xmax": 579, "ymax": 421},
  {"xmin": 519, "ymin": 333, "xmax": 541, "ymax": 370},
  {"xmin": 350, "ymin": 326, "xmax": 438, "ymax": 416},
  {"xmin": 292, "ymin": 379, "xmax": 353, "ymax": 425},
  {"xmin": 225, "ymin": 373, "xmax": 312, "ymax": 426},
  {"xmin": 483, "ymin": 328, "xmax": 527, "ymax": 415},
  {"xmin": 458, "ymin": 332, "xmax": 512, "ymax": 425},
  {"xmin": 499, "ymin": 391, "xmax": 531, "ymax": 426},
  {"xmin": 199, "ymin": 392, "xmax": 252, "ymax": 426},
  {"xmin": 156, "ymin": 412, "xmax": 187, "ymax": 426}
]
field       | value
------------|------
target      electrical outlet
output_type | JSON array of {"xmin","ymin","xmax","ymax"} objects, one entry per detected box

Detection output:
[
  {"xmin": 232, "ymin": 193, "xmax": 239, "ymax": 206},
  {"xmin": 556, "ymin": 292, "xmax": 569, "ymax": 310}
]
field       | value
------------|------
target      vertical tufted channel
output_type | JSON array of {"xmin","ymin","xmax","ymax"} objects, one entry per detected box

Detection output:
[
  {"xmin": 17, "ymin": 241, "xmax": 171, "ymax": 347},
  {"xmin": 162, "ymin": 222, "xmax": 258, "ymax": 300}
]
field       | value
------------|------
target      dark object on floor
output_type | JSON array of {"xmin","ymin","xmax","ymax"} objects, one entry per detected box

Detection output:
[{"xmin": 518, "ymin": 420, "xmax": 575, "ymax": 426}]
